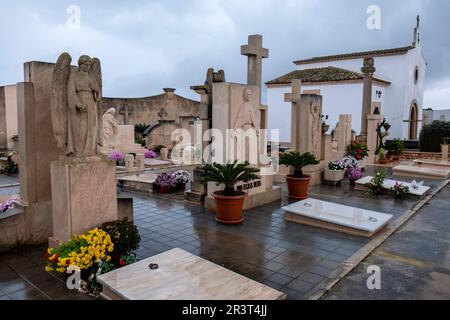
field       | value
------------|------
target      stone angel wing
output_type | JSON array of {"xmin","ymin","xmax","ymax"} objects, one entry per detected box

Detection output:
[
  {"xmin": 51, "ymin": 52, "xmax": 72, "ymax": 149},
  {"xmin": 90, "ymin": 57, "xmax": 104, "ymax": 147}
]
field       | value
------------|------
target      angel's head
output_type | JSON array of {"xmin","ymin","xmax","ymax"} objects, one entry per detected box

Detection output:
[{"xmin": 78, "ymin": 55, "xmax": 92, "ymax": 72}]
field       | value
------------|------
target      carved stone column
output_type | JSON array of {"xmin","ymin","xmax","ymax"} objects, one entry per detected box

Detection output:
[{"xmin": 360, "ymin": 57, "xmax": 376, "ymax": 141}]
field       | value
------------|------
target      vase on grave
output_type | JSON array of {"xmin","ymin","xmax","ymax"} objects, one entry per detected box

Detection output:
[{"xmin": 324, "ymin": 168, "xmax": 345, "ymax": 185}]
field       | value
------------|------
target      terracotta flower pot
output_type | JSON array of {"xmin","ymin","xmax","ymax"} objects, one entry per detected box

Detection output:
[
  {"xmin": 212, "ymin": 192, "xmax": 247, "ymax": 225},
  {"xmin": 286, "ymin": 175, "xmax": 311, "ymax": 200},
  {"xmin": 158, "ymin": 185, "xmax": 171, "ymax": 194}
]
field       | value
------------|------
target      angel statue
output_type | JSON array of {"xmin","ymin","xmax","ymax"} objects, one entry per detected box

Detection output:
[{"xmin": 51, "ymin": 53, "xmax": 103, "ymax": 157}]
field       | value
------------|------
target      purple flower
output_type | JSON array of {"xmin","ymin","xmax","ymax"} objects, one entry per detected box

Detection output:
[
  {"xmin": 0, "ymin": 197, "xmax": 18, "ymax": 213},
  {"xmin": 346, "ymin": 167, "xmax": 363, "ymax": 180},
  {"xmin": 108, "ymin": 151, "xmax": 125, "ymax": 162},
  {"xmin": 144, "ymin": 150, "xmax": 157, "ymax": 159},
  {"xmin": 155, "ymin": 172, "xmax": 178, "ymax": 188}
]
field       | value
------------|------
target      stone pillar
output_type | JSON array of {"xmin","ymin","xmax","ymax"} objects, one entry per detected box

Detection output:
[
  {"xmin": 367, "ymin": 114, "xmax": 384, "ymax": 164},
  {"xmin": 442, "ymin": 144, "xmax": 449, "ymax": 162},
  {"xmin": 241, "ymin": 34, "xmax": 269, "ymax": 103},
  {"xmin": 15, "ymin": 61, "xmax": 63, "ymax": 243},
  {"xmin": 284, "ymin": 80, "xmax": 302, "ymax": 151},
  {"xmin": 336, "ymin": 114, "xmax": 352, "ymax": 159},
  {"xmin": 0, "ymin": 87, "xmax": 6, "ymax": 150},
  {"xmin": 136, "ymin": 154, "xmax": 145, "ymax": 171},
  {"xmin": 125, "ymin": 154, "xmax": 135, "ymax": 171},
  {"xmin": 297, "ymin": 94, "xmax": 323, "ymax": 160},
  {"xmin": 360, "ymin": 57, "xmax": 376, "ymax": 140},
  {"xmin": 49, "ymin": 157, "xmax": 118, "ymax": 245}
]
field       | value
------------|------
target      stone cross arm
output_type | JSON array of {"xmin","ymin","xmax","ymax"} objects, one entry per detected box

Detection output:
[
  {"xmin": 284, "ymin": 79, "xmax": 302, "ymax": 104},
  {"xmin": 241, "ymin": 35, "xmax": 269, "ymax": 59},
  {"xmin": 241, "ymin": 43, "xmax": 269, "ymax": 59}
]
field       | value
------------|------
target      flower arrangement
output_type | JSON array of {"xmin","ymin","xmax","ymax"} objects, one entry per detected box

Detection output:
[
  {"xmin": 144, "ymin": 149, "xmax": 157, "ymax": 159},
  {"xmin": 155, "ymin": 172, "xmax": 178, "ymax": 190},
  {"xmin": 0, "ymin": 197, "xmax": 18, "ymax": 213},
  {"xmin": 342, "ymin": 155, "xmax": 360, "ymax": 169},
  {"xmin": 45, "ymin": 228, "xmax": 114, "ymax": 273},
  {"xmin": 328, "ymin": 160, "xmax": 346, "ymax": 171},
  {"xmin": 366, "ymin": 169, "xmax": 386, "ymax": 195},
  {"xmin": 346, "ymin": 167, "xmax": 363, "ymax": 181},
  {"xmin": 392, "ymin": 182, "xmax": 410, "ymax": 198},
  {"xmin": 0, "ymin": 152, "xmax": 19, "ymax": 175},
  {"xmin": 100, "ymin": 219, "xmax": 140, "ymax": 268},
  {"xmin": 347, "ymin": 142, "xmax": 369, "ymax": 160},
  {"xmin": 108, "ymin": 150, "xmax": 125, "ymax": 162},
  {"xmin": 174, "ymin": 170, "xmax": 191, "ymax": 184}
]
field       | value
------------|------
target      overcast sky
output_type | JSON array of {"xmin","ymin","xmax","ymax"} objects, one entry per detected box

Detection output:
[{"xmin": 1, "ymin": 0, "xmax": 449, "ymax": 109}]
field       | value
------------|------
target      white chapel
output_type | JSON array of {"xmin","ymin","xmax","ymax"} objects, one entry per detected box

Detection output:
[{"xmin": 266, "ymin": 17, "xmax": 426, "ymax": 143}]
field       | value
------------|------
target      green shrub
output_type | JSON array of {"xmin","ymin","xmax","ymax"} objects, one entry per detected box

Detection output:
[
  {"xmin": 100, "ymin": 219, "xmax": 140, "ymax": 255},
  {"xmin": 386, "ymin": 138, "xmax": 405, "ymax": 155},
  {"xmin": 419, "ymin": 121, "xmax": 450, "ymax": 152}
]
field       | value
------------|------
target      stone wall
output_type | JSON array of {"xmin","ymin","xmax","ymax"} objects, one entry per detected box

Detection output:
[
  {"xmin": 401, "ymin": 150, "xmax": 450, "ymax": 160},
  {"xmin": 101, "ymin": 89, "xmax": 207, "ymax": 126}
]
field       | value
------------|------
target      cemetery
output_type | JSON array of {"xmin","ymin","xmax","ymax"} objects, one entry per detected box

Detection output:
[{"xmin": 0, "ymin": 7, "xmax": 449, "ymax": 303}]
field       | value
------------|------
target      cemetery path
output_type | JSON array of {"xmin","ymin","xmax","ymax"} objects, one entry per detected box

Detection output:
[{"xmin": 323, "ymin": 183, "xmax": 450, "ymax": 300}]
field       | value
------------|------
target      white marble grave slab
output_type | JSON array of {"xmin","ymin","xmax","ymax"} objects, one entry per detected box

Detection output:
[
  {"xmin": 355, "ymin": 176, "xmax": 430, "ymax": 197},
  {"xmin": 144, "ymin": 158, "xmax": 172, "ymax": 167},
  {"xmin": 282, "ymin": 198, "xmax": 393, "ymax": 237},
  {"xmin": 393, "ymin": 164, "xmax": 450, "ymax": 179},
  {"xmin": 97, "ymin": 248, "xmax": 286, "ymax": 300},
  {"xmin": 118, "ymin": 173, "xmax": 158, "ymax": 184},
  {"xmin": 413, "ymin": 159, "xmax": 450, "ymax": 168}
]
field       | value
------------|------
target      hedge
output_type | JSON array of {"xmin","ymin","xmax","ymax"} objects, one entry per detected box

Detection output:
[{"xmin": 419, "ymin": 120, "xmax": 450, "ymax": 152}]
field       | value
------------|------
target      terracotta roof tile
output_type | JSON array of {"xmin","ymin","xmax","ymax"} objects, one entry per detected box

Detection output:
[
  {"xmin": 293, "ymin": 46, "xmax": 414, "ymax": 65},
  {"xmin": 265, "ymin": 66, "xmax": 390, "ymax": 86}
]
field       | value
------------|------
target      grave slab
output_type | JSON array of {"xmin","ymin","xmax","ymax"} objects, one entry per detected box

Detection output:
[
  {"xmin": 282, "ymin": 198, "xmax": 393, "ymax": 238},
  {"xmin": 355, "ymin": 176, "xmax": 430, "ymax": 197},
  {"xmin": 413, "ymin": 159, "xmax": 450, "ymax": 169},
  {"xmin": 393, "ymin": 164, "xmax": 450, "ymax": 179},
  {"xmin": 117, "ymin": 173, "xmax": 158, "ymax": 194},
  {"xmin": 97, "ymin": 248, "xmax": 286, "ymax": 300},
  {"xmin": 144, "ymin": 158, "xmax": 173, "ymax": 168}
]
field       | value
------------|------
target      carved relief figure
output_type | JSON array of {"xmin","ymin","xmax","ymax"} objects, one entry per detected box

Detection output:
[
  {"xmin": 51, "ymin": 53, "xmax": 103, "ymax": 157},
  {"xmin": 234, "ymin": 88, "xmax": 259, "ymax": 130},
  {"xmin": 310, "ymin": 104, "xmax": 320, "ymax": 157},
  {"xmin": 103, "ymin": 108, "xmax": 119, "ymax": 151}
]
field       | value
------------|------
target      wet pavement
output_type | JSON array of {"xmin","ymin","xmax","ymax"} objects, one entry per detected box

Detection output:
[
  {"xmin": 324, "ymin": 183, "xmax": 450, "ymax": 300},
  {"xmin": 0, "ymin": 167, "xmax": 447, "ymax": 300}
]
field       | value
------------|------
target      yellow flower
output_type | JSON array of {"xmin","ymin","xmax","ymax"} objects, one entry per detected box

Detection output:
[
  {"xmin": 56, "ymin": 267, "xmax": 66, "ymax": 273},
  {"xmin": 45, "ymin": 266, "xmax": 54, "ymax": 272}
]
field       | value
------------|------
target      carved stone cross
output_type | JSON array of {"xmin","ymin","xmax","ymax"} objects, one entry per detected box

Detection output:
[
  {"xmin": 119, "ymin": 105, "xmax": 132, "ymax": 124},
  {"xmin": 285, "ymin": 80, "xmax": 302, "ymax": 151},
  {"xmin": 284, "ymin": 79, "xmax": 302, "ymax": 105},
  {"xmin": 241, "ymin": 34, "xmax": 269, "ymax": 102}
]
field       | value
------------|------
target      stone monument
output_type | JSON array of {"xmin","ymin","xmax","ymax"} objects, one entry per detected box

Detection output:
[
  {"xmin": 204, "ymin": 35, "xmax": 280, "ymax": 210},
  {"xmin": 49, "ymin": 53, "xmax": 118, "ymax": 246}
]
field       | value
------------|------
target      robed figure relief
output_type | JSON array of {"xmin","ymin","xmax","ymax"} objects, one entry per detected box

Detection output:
[
  {"xmin": 51, "ymin": 53, "xmax": 103, "ymax": 157},
  {"xmin": 103, "ymin": 108, "xmax": 119, "ymax": 152}
]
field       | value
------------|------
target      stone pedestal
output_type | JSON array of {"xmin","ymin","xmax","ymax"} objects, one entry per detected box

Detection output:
[
  {"xmin": 366, "ymin": 114, "xmax": 384, "ymax": 164},
  {"xmin": 442, "ymin": 144, "xmax": 449, "ymax": 162},
  {"xmin": 49, "ymin": 156, "xmax": 118, "ymax": 246}
]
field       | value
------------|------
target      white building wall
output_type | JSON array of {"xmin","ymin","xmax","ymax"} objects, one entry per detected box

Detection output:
[
  {"xmin": 273, "ymin": 45, "xmax": 427, "ymax": 139},
  {"xmin": 267, "ymin": 82, "xmax": 387, "ymax": 143}
]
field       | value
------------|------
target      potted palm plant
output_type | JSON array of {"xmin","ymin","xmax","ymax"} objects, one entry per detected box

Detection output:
[
  {"xmin": 280, "ymin": 152, "xmax": 319, "ymax": 200},
  {"xmin": 201, "ymin": 161, "xmax": 259, "ymax": 225},
  {"xmin": 386, "ymin": 138, "xmax": 405, "ymax": 161}
]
